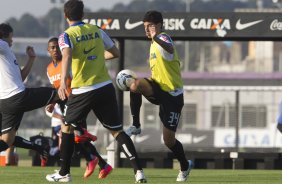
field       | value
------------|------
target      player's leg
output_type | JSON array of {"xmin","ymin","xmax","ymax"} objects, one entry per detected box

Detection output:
[
  {"xmin": 0, "ymin": 111, "xmax": 38, "ymax": 167},
  {"xmin": 46, "ymin": 123, "xmax": 74, "ymax": 182},
  {"xmin": 47, "ymin": 93, "xmax": 90, "ymax": 182},
  {"xmin": 93, "ymin": 84, "xmax": 146, "ymax": 183},
  {"xmin": 13, "ymin": 135, "xmax": 50, "ymax": 166},
  {"xmin": 127, "ymin": 78, "xmax": 155, "ymax": 136},
  {"xmin": 160, "ymin": 93, "xmax": 192, "ymax": 182},
  {"xmin": 126, "ymin": 92, "xmax": 142, "ymax": 136},
  {"xmin": 5, "ymin": 146, "xmax": 14, "ymax": 166},
  {"xmin": 20, "ymin": 88, "xmax": 58, "ymax": 112},
  {"xmin": 73, "ymin": 142, "xmax": 99, "ymax": 179},
  {"xmin": 74, "ymin": 122, "xmax": 100, "ymax": 178},
  {"xmin": 81, "ymin": 141, "xmax": 112, "ymax": 179}
]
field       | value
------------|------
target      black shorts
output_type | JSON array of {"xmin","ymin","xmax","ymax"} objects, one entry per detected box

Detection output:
[
  {"xmin": 144, "ymin": 79, "xmax": 184, "ymax": 132},
  {"xmin": 64, "ymin": 83, "xmax": 122, "ymax": 131},
  {"xmin": 0, "ymin": 87, "xmax": 57, "ymax": 134}
]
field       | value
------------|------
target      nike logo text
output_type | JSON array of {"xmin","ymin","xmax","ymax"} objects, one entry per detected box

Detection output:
[
  {"xmin": 125, "ymin": 19, "xmax": 143, "ymax": 30},
  {"xmin": 235, "ymin": 19, "xmax": 263, "ymax": 30},
  {"xmin": 83, "ymin": 46, "xmax": 96, "ymax": 55}
]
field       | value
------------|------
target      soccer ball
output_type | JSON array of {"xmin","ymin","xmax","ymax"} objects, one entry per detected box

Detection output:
[{"xmin": 116, "ymin": 69, "xmax": 137, "ymax": 91}]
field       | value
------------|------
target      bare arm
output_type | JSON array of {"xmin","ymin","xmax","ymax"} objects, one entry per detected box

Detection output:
[
  {"xmin": 58, "ymin": 47, "xmax": 72, "ymax": 100},
  {"xmin": 104, "ymin": 45, "xmax": 120, "ymax": 60},
  {"xmin": 21, "ymin": 46, "xmax": 36, "ymax": 81}
]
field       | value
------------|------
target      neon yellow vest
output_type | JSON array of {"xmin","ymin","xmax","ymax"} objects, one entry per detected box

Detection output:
[
  {"xmin": 149, "ymin": 33, "xmax": 183, "ymax": 92},
  {"xmin": 65, "ymin": 23, "xmax": 111, "ymax": 88}
]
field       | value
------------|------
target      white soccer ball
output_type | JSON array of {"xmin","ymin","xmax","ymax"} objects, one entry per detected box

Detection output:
[{"xmin": 116, "ymin": 69, "xmax": 137, "ymax": 91}]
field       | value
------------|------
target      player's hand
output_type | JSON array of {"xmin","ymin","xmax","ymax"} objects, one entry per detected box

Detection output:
[
  {"xmin": 149, "ymin": 24, "xmax": 157, "ymax": 39},
  {"xmin": 45, "ymin": 104, "xmax": 55, "ymax": 113},
  {"xmin": 58, "ymin": 83, "xmax": 68, "ymax": 100},
  {"xmin": 26, "ymin": 46, "xmax": 36, "ymax": 61}
]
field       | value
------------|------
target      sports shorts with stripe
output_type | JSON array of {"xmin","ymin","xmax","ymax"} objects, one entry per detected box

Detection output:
[
  {"xmin": 64, "ymin": 83, "xmax": 123, "ymax": 131},
  {"xmin": 144, "ymin": 78, "xmax": 184, "ymax": 132},
  {"xmin": 0, "ymin": 87, "xmax": 57, "ymax": 134}
]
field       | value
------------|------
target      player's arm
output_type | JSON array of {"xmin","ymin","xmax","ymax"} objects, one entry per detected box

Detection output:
[
  {"xmin": 149, "ymin": 24, "xmax": 174, "ymax": 54},
  {"xmin": 105, "ymin": 46, "xmax": 119, "ymax": 60},
  {"xmin": 100, "ymin": 29, "xmax": 120, "ymax": 60},
  {"xmin": 20, "ymin": 46, "xmax": 36, "ymax": 81},
  {"xmin": 152, "ymin": 34, "xmax": 174, "ymax": 54},
  {"xmin": 58, "ymin": 33, "xmax": 72, "ymax": 100},
  {"xmin": 59, "ymin": 47, "xmax": 72, "ymax": 100},
  {"xmin": 45, "ymin": 104, "xmax": 64, "ymax": 120}
]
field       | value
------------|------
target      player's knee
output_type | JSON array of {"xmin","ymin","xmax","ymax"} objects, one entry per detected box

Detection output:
[
  {"xmin": 61, "ymin": 124, "xmax": 74, "ymax": 134},
  {"xmin": 163, "ymin": 136, "xmax": 174, "ymax": 148},
  {"xmin": 129, "ymin": 79, "xmax": 140, "ymax": 92}
]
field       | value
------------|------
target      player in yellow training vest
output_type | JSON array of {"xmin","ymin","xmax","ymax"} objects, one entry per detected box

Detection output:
[
  {"xmin": 126, "ymin": 10, "xmax": 193, "ymax": 182},
  {"xmin": 46, "ymin": 1, "xmax": 146, "ymax": 183}
]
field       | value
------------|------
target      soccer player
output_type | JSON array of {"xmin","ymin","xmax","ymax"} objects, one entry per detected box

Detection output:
[
  {"xmin": 126, "ymin": 10, "xmax": 193, "ymax": 182},
  {"xmin": 45, "ymin": 37, "xmax": 112, "ymax": 179},
  {"xmin": 46, "ymin": 1, "xmax": 146, "ymax": 183},
  {"xmin": 0, "ymin": 23, "xmax": 59, "ymax": 167}
]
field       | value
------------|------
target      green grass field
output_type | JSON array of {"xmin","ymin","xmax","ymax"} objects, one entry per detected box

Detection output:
[{"xmin": 0, "ymin": 167, "xmax": 281, "ymax": 184}]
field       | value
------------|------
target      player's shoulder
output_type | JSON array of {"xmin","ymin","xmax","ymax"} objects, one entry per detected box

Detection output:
[{"xmin": 0, "ymin": 40, "xmax": 10, "ymax": 50}]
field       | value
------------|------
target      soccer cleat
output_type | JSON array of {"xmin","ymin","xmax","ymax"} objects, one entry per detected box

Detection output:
[
  {"xmin": 46, "ymin": 171, "xmax": 72, "ymax": 182},
  {"xmin": 74, "ymin": 128, "xmax": 97, "ymax": 143},
  {"xmin": 125, "ymin": 126, "xmax": 141, "ymax": 137},
  {"xmin": 176, "ymin": 160, "xmax": 193, "ymax": 182},
  {"xmin": 135, "ymin": 170, "xmax": 147, "ymax": 183},
  {"xmin": 40, "ymin": 145, "xmax": 50, "ymax": 167},
  {"xmin": 98, "ymin": 164, "xmax": 113, "ymax": 179},
  {"xmin": 84, "ymin": 157, "xmax": 99, "ymax": 179}
]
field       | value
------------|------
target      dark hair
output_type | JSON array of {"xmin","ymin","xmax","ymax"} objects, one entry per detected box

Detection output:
[
  {"xmin": 48, "ymin": 37, "xmax": 58, "ymax": 44},
  {"xmin": 64, "ymin": 0, "xmax": 84, "ymax": 21},
  {"xmin": 0, "ymin": 23, "xmax": 13, "ymax": 39},
  {"xmin": 143, "ymin": 10, "xmax": 163, "ymax": 25}
]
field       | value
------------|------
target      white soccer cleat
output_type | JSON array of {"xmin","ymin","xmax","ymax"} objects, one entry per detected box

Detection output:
[
  {"xmin": 176, "ymin": 160, "xmax": 193, "ymax": 182},
  {"xmin": 126, "ymin": 126, "xmax": 141, "ymax": 136},
  {"xmin": 135, "ymin": 170, "xmax": 147, "ymax": 183},
  {"xmin": 46, "ymin": 171, "xmax": 72, "ymax": 182}
]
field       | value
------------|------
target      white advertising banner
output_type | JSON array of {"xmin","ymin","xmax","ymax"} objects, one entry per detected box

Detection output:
[{"xmin": 214, "ymin": 127, "xmax": 282, "ymax": 148}]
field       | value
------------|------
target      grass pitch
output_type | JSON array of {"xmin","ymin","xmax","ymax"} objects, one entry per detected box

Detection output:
[{"xmin": 0, "ymin": 167, "xmax": 281, "ymax": 184}]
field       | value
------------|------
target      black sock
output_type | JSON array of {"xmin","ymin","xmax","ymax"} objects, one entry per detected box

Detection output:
[
  {"xmin": 169, "ymin": 139, "xmax": 188, "ymax": 171},
  {"xmin": 0, "ymin": 140, "xmax": 9, "ymax": 152},
  {"xmin": 130, "ymin": 92, "xmax": 142, "ymax": 128},
  {"xmin": 116, "ymin": 131, "xmax": 142, "ymax": 173},
  {"xmin": 84, "ymin": 141, "xmax": 107, "ymax": 168},
  {"xmin": 13, "ymin": 136, "xmax": 42, "ymax": 153},
  {"xmin": 78, "ymin": 143, "xmax": 93, "ymax": 162},
  {"xmin": 59, "ymin": 133, "xmax": 74, "ymax": 176}
]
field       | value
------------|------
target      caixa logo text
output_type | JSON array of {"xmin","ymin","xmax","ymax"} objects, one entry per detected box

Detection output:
[
  {"xmin": 270, "ymin": 19, "xmax": 282, "ymax": 31},
  {"xmin": 83, "ymin": 18, "xmax": 121, "ymax": 30},
  {"xmin": 190, "ymin": 18, "xmax": 231, "ymax": 30}
]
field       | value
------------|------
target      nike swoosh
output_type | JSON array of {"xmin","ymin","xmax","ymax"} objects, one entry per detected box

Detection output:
[
  {"xmin": 236, "ymin": 19, "xmax": 263, "ymax": 30},
  {"xmin": 83, "ymin": 46, "xmax": 95, "ymax": 54},
  {"xmin": 125, "ymin": 19, "xmax": 143, "ymax": 30},
  {"xmin": 192, "ymin": 135, "xmax": 207, "ymax": 144}
]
